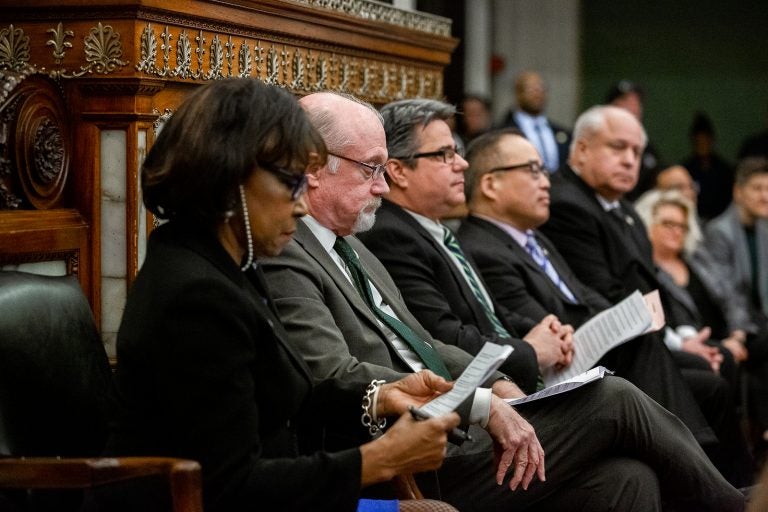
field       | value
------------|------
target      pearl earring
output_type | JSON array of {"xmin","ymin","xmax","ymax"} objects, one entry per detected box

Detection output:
[{"xmin": 239, "ymin": 184, "xmax": 254, "ymax": 271}]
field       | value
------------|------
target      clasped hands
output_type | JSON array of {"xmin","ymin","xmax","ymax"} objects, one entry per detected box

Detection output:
[{"xmin": 525, "ymin": 314, "xmax": 575, "ymax": 370}]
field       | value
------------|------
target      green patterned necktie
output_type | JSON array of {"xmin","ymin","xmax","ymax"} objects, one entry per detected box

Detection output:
[
  {"xmin": 333, "ymin": 237, "xmax": 451, "ymax": 380},
  {"xmin": 442, "ymin": 226, "xmax": 510, "ymax": 337}
]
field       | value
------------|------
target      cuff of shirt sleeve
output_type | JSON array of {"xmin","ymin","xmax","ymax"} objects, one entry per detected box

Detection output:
[
  {"xmin": 469, "ymin": 387, "xmax": 492, "ymax": 428},
  {"xmin": 664, "ymin": 326, "xmax": 683, "ymax": 351}
]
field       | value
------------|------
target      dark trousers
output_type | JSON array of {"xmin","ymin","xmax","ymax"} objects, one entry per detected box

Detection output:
[{"xmin": 424, "ymin": 377, "xmax": 744, "ymax": 512}]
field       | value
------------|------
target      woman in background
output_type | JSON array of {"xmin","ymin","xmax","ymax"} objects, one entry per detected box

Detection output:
[{"xmin": 641, "ymin": 189, "xmax": 767, "ymax": 483}]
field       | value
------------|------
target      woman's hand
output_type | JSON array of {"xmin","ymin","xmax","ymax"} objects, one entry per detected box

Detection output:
[
  {"xmin": 359, "ymin": 411, "xmax": 461, "ymax": 486},
  {"xmin": 376, "ymin": 370, "xmax": 453, "ymax": 418}
]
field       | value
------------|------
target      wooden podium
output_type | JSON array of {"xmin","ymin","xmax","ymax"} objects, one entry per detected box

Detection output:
[{"xmin": 0, "ymin": 0, "xmax": 457, "ymax": 353}]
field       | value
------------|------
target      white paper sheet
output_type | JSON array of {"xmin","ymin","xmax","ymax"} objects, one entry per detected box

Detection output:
[
  {"xmin": 416, "ymin": 342, "xmax": 513, "ymax": 417},
  {"xmin": 542, "ymin": 290, "xmax": 665, "ymax": 387},
  {"xmin": 506, "ymin": 366, "xmax": 614, "ymax": 406}
]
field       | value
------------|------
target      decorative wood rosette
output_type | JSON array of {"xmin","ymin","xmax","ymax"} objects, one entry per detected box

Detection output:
[{"xmin": 0, "ymin": 69, "xmax": 71, "ymax": 210}]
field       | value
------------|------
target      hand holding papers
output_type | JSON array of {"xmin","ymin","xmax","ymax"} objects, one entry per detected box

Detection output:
[
  {"xmin": 542, "ymin": 290, "xmax": 665, "ymax": 387},
  {"xmin": 412, "ymin": 342, "xmax": 513, "ymax": 421}
]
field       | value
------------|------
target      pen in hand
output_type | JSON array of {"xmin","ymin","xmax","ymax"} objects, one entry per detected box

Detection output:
[{"xmin": 409, "ymin": 405, "xmax": 472, "ymax": 442}]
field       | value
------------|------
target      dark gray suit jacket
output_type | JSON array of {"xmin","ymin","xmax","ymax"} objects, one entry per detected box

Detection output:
[
  {"xmin": 260, "ymin": 219, "xmax": 492, "ymax": 386},
  {"xmin": 704, "ymin": 203, "xmax": 768, "ymax": 318}
]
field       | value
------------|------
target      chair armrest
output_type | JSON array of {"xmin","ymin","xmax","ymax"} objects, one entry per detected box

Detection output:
[{"xmin": 0, "ymin": 457, "xmax": 203, "ymax": 512}]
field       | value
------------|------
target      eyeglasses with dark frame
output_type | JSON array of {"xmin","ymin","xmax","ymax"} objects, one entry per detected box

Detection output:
[
  {"xmin": 489, "ymin": 160, "xmax": 550, "ymax": 179},
  {"xmin": 328, "ymin": 152, "xmax": 387, "ymax": 181},
  {"xmin": 392, "ymin": 145, "xmax": 464, "ymax": 165},
  {"xmin": 262, "ymin": 164, "xmax": 309, "ymax": 201}
]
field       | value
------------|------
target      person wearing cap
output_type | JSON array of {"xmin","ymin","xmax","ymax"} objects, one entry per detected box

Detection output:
[{"xmin": 605, "ymin": 79, "xmax": 664, "ymax": 201}]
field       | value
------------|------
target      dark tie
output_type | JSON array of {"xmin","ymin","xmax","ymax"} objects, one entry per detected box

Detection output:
[
  {"xmin": 333, "ymin": 237, "xmax": 451, "ymax": 379},
  {"xmin": 525, "ymin": 232, "xmax": 577, "ymax": 303},
  {"xmin": 441, "ymin": 227, "xmax": 511, "ymax": 337}
]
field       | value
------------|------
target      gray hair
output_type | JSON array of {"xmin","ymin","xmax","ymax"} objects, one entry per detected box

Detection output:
[
  {"xmin": 380, "ymin": 99, "xmax": 456, "ymax": 167},
  {"xmin": 303, "ymin": 91, "xmax": 382, "ymax": 173},
  {"xmin": 569, "ymin": 105, "xmax": 648, "ymax": 157}
]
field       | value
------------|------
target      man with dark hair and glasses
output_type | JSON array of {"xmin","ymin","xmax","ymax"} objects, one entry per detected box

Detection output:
[{"xmin": 369, "ymin": 99, "xmax": 573, "ymax": 392}]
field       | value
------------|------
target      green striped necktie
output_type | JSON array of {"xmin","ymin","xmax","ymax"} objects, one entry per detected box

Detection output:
[
  {"xmin": 333, "ymin": 237, "xmax": 452, "ymax": 380},
  {"xmin": 442, "ymin": 226, "xmax": 511, "ymax": 337}
]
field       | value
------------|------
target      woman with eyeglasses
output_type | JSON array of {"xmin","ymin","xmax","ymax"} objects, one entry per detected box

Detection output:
[{"xmin": 103, "ymin": 79, "xmax": 460, "ymax": 512}]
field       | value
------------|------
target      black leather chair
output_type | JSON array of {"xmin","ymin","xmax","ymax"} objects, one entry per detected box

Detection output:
[{"xmin": 0, "ymin": 271, "xmax": 203, "ymax": 512}]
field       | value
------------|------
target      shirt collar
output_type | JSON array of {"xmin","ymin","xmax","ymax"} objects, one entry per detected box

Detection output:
[
  {"xmin": 473, "ymin": 214, "xmax": 529, "ymax": 248},
  {"xmin": 595, "ymin": 193, "xmax": 620, "ymax": 212},
  {"xmin": 403, "ymin": 208, "xmax": 444, "ymax": 242},
  {"xmin": 301, "ymin": 215, "xmax": 338, "ymax": 253},
  {"xmin": 515, "ymin": 110, "xmax": 547, "ymax": 128}
]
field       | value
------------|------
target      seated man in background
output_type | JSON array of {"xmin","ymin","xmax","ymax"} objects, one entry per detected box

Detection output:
[
  {"xmin": 262, "ymin": 90, "xmax": 744, "ymax": 512},
  {"xmin": 704, "ymin": 156, "xmax": 768, "ymax": 462},
  {"xmin": 457, "ymin": 128, "xmax": 750, "ymax": 487}
]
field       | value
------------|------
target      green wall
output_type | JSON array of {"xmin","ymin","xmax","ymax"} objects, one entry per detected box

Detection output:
[{"xmin": 581, "ymin": 0, "xmax": 768, "ymax": 165}]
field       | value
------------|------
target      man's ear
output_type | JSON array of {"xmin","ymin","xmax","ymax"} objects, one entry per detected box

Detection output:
[
  {"xmin": 386, "ymin": 159, "xmax": 409, "ymax": 188},
  {"xmin": 479, "ymin": 172, "xmax": 498, "ymax": 201},
  {"xmin": 570, "ymin": 139, "xmax": 587, "ymax": 168},
  {"xmin": 306, "ymin": 166, "xmax": 322, "ymax": 188}
]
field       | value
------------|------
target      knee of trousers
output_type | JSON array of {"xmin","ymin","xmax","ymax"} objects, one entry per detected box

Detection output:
[
  {"xmin": 606, "ymin": 458, "xmax": 661, "ymax": 511},
  {"xmin": 575, "ymin": 458, "xmax": 661, "ymax": 512}
]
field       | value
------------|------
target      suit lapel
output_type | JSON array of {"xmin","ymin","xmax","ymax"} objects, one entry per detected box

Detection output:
[
  {"xmin": 727, "ymin": 206, "xmax": 753, "ymax": 286},
  {"xmin": 388, "ymin": 204, "xmax": 490, "ymax": 325},
  {"xmin": 467, "ymin": 216, "xmax": 581, "ymax": 305},
  {"xmin": 656, "ymin": 268, "xmax": 700, "ymax": 323},
  {"xmin": 292, "ymin": 220, "xmax": 393, "ymax": 341},
  {"xmin": 758, "ymin": 218, "xmax": 768, "ymax": 314}
]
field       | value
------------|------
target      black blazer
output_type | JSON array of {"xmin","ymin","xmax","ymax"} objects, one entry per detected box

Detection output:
[
  {"xmin": 358, "ymin": 199, "xmax": 539, "ymax": 393},
  {"xmin": 540, "ymin": 165, "xmax": 659, "ymax": 305},
  {"xmin": 107, "ymin": 221, "xmax": 364, "ymax": 512},
  {"xmin": 457, "ymin": 215, "xmax": 610, "ymax": 328}
]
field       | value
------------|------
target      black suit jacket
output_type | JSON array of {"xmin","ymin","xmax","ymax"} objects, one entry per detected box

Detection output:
[
  {"xmin": 107, "ymin": 221, "xmax": 363, "ymax": 512},
  {"xmin": 541, "ymin": 165, "xmax": 659, "ymax": 304},
  {"xmin": 458, "ymin": 215, "xmax": 609, "ymax": 327},
  {"xmin": 358, "ymin": 200, "xmax": 539, "ymax": 392}
]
